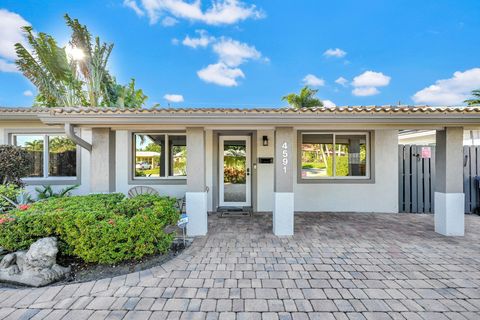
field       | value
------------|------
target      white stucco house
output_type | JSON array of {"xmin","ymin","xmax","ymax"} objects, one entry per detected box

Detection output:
[{"xmin": 1, "ymin": 106, "xmax": 478, "ymax": 237}]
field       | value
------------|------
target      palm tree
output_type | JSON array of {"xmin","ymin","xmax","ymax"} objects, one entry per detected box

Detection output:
[
  {"xmin": 15, "ymin": 25, "xmax": 84, "ymax": 107},
  {"xmin": 282, "ymin": 86, "xmax": 324, "ymax": 109},
  {"xmin": 25, "ymin": 140, "xmax": 44, "ymax": 152},
  {"xmin": 465, "ymin": 89, "xmax": 480, "ymax": 106},
  {"xmin": 49, "ymin": 137, "xmax": 76, "ymax": 153},
  {"xmin": 15, "ymin": 14, "xmax": 147, "ymax": 108}
]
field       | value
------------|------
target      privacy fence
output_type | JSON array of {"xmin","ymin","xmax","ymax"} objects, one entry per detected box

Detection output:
[{"xmin": 399, "ymin": 145, "xmax": 480, "ymax": 214}]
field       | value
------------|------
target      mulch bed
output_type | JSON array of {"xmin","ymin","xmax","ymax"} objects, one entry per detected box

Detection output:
[{"xmin": 0, "ymin": 239, "xmax": 190, "ymax": 288}]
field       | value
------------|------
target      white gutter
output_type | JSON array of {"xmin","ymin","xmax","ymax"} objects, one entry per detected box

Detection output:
[{"xmin": 64, "ymin": 123, "xmax": 92, "ymax": 152}]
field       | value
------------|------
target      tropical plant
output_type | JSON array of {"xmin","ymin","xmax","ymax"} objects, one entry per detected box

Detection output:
[
  {"xmin": 465, "ymin": 89, "xmax": 480, "ymax": 106},
  {"xmin": 0, "ymin": 145, "xmax": 31, "ymax": 186},
  {"xmin": 14, "ymin": 14, "xmax": 147, "ymax": 108},
  {"xmin": 48, "ymin": 137, "xmax": 76, "ymax": 153},
  {"xmin": 282, "ymin": 86, "xmax": 324, "ymax": 109},
  {"xmin": 35, "ymin": 184, "xmax": 79, "ymax": 200},
  {"xmin": 0, "ymin": 185, "xmax": 22, "ymax": 213},
  {"xmin": 0, "ymin": 189, "xmax": 33, "ymax": 212},
  {"xmin": 25, "ymin": 139, "xmax": 44, "ymax": 152}
]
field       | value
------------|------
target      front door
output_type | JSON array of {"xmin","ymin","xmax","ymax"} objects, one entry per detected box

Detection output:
[{"xmin": 219, "ymin": 136, "xmax": 251, "ymax": 207}]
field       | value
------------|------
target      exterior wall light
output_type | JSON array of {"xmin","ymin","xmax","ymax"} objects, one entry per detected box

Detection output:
[{"xmin": 262, "ymin": 135, "xmax": 269, "ymax": 146}]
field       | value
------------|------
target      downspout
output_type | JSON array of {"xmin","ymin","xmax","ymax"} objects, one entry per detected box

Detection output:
[{"xmin": 64, "ymin": 123, "xmax": 92, "ymax": 152}]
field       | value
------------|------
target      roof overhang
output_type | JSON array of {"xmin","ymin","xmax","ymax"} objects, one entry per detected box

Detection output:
[{"xmin": 2, "ymin": 106, "xmax": 480, "ymax": 129}]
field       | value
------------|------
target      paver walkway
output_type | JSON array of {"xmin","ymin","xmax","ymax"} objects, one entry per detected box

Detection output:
[{"xmin": 1, "ymin": 212, "xmax": 480, "ymax": 320}]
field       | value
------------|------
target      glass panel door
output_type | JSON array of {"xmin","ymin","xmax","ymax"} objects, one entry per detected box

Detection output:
[{"xmin": 219, "ymin": 136, "xmax": 251, "ymax": 207}]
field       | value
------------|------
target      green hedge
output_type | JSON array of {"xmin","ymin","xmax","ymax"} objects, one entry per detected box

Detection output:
[
  {"xmin": 326, "ymin": 156, "xmax": 349, "ymax": 177},
  {"xmin": 0, "ymin": 193, "xmax": 179, "ymax": 264}
]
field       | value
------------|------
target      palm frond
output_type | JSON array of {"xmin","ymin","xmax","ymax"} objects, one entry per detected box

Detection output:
[
  {"xmin": 465, "ymin": 89, "xmax": 480, "ymax": 106},
  {"xmin": 282, "ymin": 86, "xmax": 323, "ymax": 109}
]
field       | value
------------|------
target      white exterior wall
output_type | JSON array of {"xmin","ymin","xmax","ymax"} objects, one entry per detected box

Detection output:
[
  {"xmin": 114, "ymin": 130, "xmax": 187, "ymax": 197},
  {"xmin": 294, "ymin": 129, "xmax": 399, "ymax": 213},
  {"xmin": 0, "ymin": 127, "xmax": 5, "ymax": 145}
]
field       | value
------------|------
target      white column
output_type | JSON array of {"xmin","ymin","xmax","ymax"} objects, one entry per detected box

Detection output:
[
  {"xmin": 90, "ymin": 128, "xmax": 115, "ymax": 193},
  {"xmin": 273, "ymin": 127, "xmax": 294, "ymax": 236},
  {"xmin": 186, "ymin": 127, "xmax": 208, "ymax": 236},
  {"xmin": 115, "ymin": 130, "xmax": 129, "ymax": 195},
  {"xmin": 77, "ymin": 128, "xmax": 92, "ymax": 195},
  {"xmin": 434, "ymin": 127, "xmax": 464, "ymax": 236}
]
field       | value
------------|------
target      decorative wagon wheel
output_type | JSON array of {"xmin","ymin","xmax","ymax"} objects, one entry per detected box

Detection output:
[{"xmin": 127, "ymin": 186, "xmax": 159, "ymax": 198}]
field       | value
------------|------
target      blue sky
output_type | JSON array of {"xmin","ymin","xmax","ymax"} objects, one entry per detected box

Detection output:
[{"xmin": 0, "ymin": 0, "xmax": 479, "ymax": 108}]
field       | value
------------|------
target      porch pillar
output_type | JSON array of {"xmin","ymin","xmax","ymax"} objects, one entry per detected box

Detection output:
[
  {"xmin": 186, "ymin": 127, "xmax": 208, "ymax": 236},
  {"xmin": 90, "ymin": 128, "xmax": 115, "ymax": 193},
  {"xmin": 435, "ymin": 127, "xmax": 464, "ymax": 236},
  {"xmin": 273, "ymin": 127, "xmax": 294, "ymax": 236}
]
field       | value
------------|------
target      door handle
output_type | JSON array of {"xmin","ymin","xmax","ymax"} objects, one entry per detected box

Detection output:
[{"xmin": 246, "ymin": 168, "xmax": 250, "ymax": 176}]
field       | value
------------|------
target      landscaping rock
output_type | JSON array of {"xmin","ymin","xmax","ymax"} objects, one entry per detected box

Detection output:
[{"xmin": 0, "ymin": 237, "xmax": 70, "ymax": 287}]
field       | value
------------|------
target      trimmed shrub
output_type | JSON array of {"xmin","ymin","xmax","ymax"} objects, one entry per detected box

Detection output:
[
  {"xmin": 0, "ymin": 193, "xmax": 179, "ymax": 264},
  {"xmin": 0, "ymin": 145, "xmax": 31, "ymax": 186}
]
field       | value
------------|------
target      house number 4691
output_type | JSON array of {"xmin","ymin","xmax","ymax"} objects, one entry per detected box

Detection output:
[{"xmin": 282, "ymin": 142, "xmax": 288, "ymax": 173}]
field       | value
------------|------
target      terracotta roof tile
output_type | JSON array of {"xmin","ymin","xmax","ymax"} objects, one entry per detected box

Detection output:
[{"xmin": 1, "ymin": 105, "xmax": 480, "ymax": 115}]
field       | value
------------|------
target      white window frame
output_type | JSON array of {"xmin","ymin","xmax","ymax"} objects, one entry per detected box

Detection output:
[
  {"xmin": 11, "ymin": 133, "xmax": 78, "ymax": 181},
  {"xmin": 300, "ymin": 132, "xmax": 370, "ymax": 180},
  {"xmin": 133, "ymin": 132, "xmax": 187, "ymax": 180}
]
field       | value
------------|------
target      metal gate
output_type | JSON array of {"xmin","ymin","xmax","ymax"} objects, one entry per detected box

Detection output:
[
  {"xmin": 399, "ymin": 145, "xmax": 480, "ymax": 213},
  {"xmin": 464, "ymin": 146, "xmax": 480, "ymax": 214}
]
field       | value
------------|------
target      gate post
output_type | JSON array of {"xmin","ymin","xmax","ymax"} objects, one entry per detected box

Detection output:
[{"xmin": 434, "ymin": 127, "xmax": 464, "ymax": 236}]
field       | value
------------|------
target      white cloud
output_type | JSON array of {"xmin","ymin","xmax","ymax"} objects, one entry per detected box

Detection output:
[
  {"xmin": 335, "ymin": 76, "xmax": 348, "ymax": 87},
  {"xmin": 164, "ymin": 94, "xmax": 184, "ymax": 103},
  {"xmin": 302, "ymin": 74, "xmax": 325, "ymax": 87},
  {"xmin": 23, "ymin": 90, "xmax": 33, "ymax": 96},
  {"xmin": 323, "ymin": 48, "xmax": 346, "ymax": 58},
  {"xmin": 0, "ymin": 59, "xmax": 18, "ymax": 73},
  {"xmin": 322, "ymin": 100, "xmax": 336, "ymax": 108},
  {"xmin": 351, "ymin": 71, "xmax": 391, "ymax": 96},
  {"xmin": 182, "ymin": 30, "xmax": 214, "ymax": 49},
  {"xmin": 193, "ymin": 37, "xmax": 263, "ymax": 86},
  {"xmin": 212, "ymin": 38, "xmax": 261, "ymax": 67},
  {"xmin": 197, "ymin": 62, "xmax": 244, "ymax": 87},
  {"xmin": 179, "ymin": 30, "xmax": 263, "ymax": 87},
  {"xmin": 0, "ymin": 9, "xmax": 30, "ymax": 73},
  {"xmin": 123, "ymin": 0, "xmax": 145, "ymax": 16},
  {"xmin": 412, "ymin": 68, "xmax": 480, "ymax": 105},
  {"xmin": 127, "ymin": 0, "xmax": 264, "ymax": 25},
  {"xmin": 161, "ymin": 16, "xmax": 178, "ymax": 26},
  {"xmin": 352, "ymin": 71, "xmax": 390, "ymax": 87},
  {"xmin": 352, "ymin": 87, "xmax": 380, "ymax": 97}
]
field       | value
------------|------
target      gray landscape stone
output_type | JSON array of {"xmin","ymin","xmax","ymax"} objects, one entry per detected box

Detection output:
[{"xmin": 0, "ymin": 237, "xmax": 70, "ymax": 287}]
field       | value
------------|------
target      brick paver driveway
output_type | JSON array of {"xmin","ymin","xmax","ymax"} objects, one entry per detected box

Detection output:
[{"xmin": 1, "ymin": 213, "xmax": 480, "ymax": 320}]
